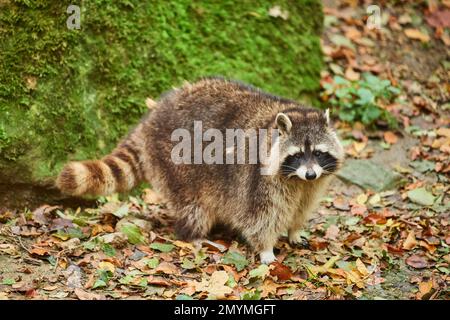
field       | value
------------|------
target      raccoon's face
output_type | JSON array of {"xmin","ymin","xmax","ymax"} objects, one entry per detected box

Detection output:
[{"xmin": 275, "ymin": 108, "xmax": 344, "ymax": 181}]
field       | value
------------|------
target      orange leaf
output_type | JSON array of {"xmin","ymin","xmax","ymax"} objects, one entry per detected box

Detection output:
[
  {"xmin": 402, "ymin": 231, "xmax": 417, "ymax": 250},
  {"xmin": 384, "ymin": 131, "xmax": 398, "ymax": 144},
  {"xmin": 30, "ymin": 247, "xmax": 50, "ymax": 256},
  {"xmin": 363, "ymin": 214, "xmax": 387, "ymax": 225},
  {"xmin": 404, "ymin": 28, "xmax": 430, "ymax": 42},
  {"xmin": 269, "ymin": 262, "xmax": 293, "ymax": 281}
]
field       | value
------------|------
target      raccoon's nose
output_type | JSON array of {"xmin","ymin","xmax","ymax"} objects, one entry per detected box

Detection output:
[{"xmin": 305, "ymin": 170, "xmax": 316, "ymax": 180}]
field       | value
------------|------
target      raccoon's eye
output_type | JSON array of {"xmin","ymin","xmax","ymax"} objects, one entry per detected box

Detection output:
[{"xmin": 313, "ymin": 150, "xmax": 323, "ymax": 157}]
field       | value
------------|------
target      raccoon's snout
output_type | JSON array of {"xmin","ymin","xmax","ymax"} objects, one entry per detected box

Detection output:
[
  {"xmin": 296, "ymin": 164, "xmax": 322, "ymax": 181},
  {"xmin": 305, "ymin": 169, "xmax": 316, "ymax": 180}
]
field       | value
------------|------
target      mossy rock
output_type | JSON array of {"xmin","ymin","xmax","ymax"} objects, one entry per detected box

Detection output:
[{"xmin": 0, "ymin": 0, "xmax": 323, "ymax": 205}]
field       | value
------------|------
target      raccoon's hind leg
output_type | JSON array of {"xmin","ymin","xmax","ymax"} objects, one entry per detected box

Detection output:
[{"xmin": 174, "ymin": 205, "xmax": 214, "ymax": 242}]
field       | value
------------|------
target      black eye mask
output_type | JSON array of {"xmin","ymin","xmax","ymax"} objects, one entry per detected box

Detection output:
[
  {"xmin": 280, "ymin": 151, "xmax": 338, "ymax": 176},
  {"xmin": 314, "ymin": 151, "xmax": 338, "ymax": 173}
]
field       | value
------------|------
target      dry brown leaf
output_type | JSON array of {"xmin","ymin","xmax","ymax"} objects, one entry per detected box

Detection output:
[
  {"xmin": 155, "ymin": 262, "xmax": 179, "ymax": 275},
  {"xmin": 30, "ymin": 247, "xmax": 50, "ymax": 256},
  {"xmin": 325, "ymin": 225, "xmax": 340, "ymax": 240},
  {"xmin": 437, "ymin": 127, "xmax": 450, "ymax": 138},
  {"xmin": 269, "ymin": 262, "xmax": 293, "ymax": 281},
  {"xmin": 98, "ymin": 261, "xmax": 115, "ymax": 273},
  {"xmin": 74, "ymin": 288, "xmax": 102, "ymax": 300},
  {"xmin": 345, "ymin": 67, "xmax": 360, "ymax": 81},
  {"xmin": 193, "ymin": 270, "xmax": 233, "ymax": 299},
  {"xmin": 402, "ymin": 231, "xmax": 417, "ymax": 250},
  {"xmin": 417, "ymin": 280, "xmax": 433, "ymax": 299},
  {"xmin": 406, "ymin": 255, "xmax": 428, "ymax": 269},
  {"xmin": 384, "ymin": 131, "xmax": 398, "ymax": 144},
  {"xmin": 404, "ymin": 28, "xmax": 430, "ymax": 42},
  {"xmin": 355, "ymin": 258, "xmax": 369, "ymax": 277}
]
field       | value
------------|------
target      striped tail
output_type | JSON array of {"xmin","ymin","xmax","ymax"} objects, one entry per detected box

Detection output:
[{"xmin": 56, "ymin": 142, "xmax": 143, "ymax": 197}]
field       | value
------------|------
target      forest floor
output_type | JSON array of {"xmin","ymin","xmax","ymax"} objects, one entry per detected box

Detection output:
[{"xmin": 0, "ymin": 1, "xmax": 449, "ymax": 300}]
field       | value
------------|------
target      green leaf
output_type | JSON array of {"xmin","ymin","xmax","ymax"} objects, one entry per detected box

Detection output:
[
  {"xmin": 119, "ymin": 274, "xmax": 135, "ymax": 285},
  {"xmin": 113, "ymin": 204, "xmax": 129, "ymax": 218},
  {"xmin": 356, "ymin": 88, "xmax": 375, "ymax": 105},
  {"xmin": 329, "ymin": 34, "xmax": 355, "ymax": 50},
  {"xmin": 249, "ymin": 264, "xmax": 270, "ymax": 279},
  {"xmin": 333, "ymin": 75, "xmax": 350, "ymax": 85},
  {"xmin": 83, "ymin": 239, "xmax": 98, "ymax": 251},
  {"xmin": 222, "ymin": 251, "xmax": 249, "ymax": 271},
  {"xmin": 102, "ymin": 243, "xmax": 116, "ymax": 257},
  {"xmin": 2, "ymin": 278, "xmax": 15, "ymax": 285},
  {"xmin": 338, "ymin": 109, "xmax": 356, "ymax": 122},
  {"xmin": 145, "ymin": 257, "xmax": 160, "ymax": 268},
  {"xmin": 361, "ymin": 105, "xmax": 381, "ymax": 124},
  {"xmin": 410, "ymin": 160, "xmax": 435, "ymax": 173},
  {"xmin": 241, "ymin": 290, "xmax": 261, "ymax": 300},
  {"xmin": 93, "ymin": 279, "xmax": 107, "ymax": 289},
  {"xmin": 120, "ymin": 223, "xmax": 146, "ymax": 244},
  {"xmin": 407, "ymin": 188, "xmax": 435, "ymax": 206},
  {"xmin": 344, "ymin": 216, "xmax": 360, "ymax": 226},
  {"xmin": 227, "ymin": 274, "xmax": 237, "ymax": 288},
  {"xmin": 176, "ymin": 294, "xmax": 194, "ymax": 300},
  {"xmin": 181, "ymin": 258, "xmax": 196, "ymax": 270},
  {"xmin": 194, "ymin": 250, "xmax": 208, "ymax": 265},
  {"xmin": 149, "ymin": 242, "xmax": 174, "ymax": 253}
]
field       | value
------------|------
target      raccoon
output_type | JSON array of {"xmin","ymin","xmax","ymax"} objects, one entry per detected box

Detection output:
[{"xmin": 56, "ymin": 78, "xmax": 344, "ymax": 264}]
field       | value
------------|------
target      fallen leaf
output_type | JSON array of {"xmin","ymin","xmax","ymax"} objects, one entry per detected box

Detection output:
[
  {"xmin": 384, "ymin": 131, "xmax": 398, "ymax": 144},
  {"xmin": 119, "ymin": 223, "xmax": 146, "ymax": 245},
  {"xmin": 407, "ymin": 188, "xmax": 435, "ymax": 206},
  {"xmin": 425, "ymin": 9, "xmax": 450, "ymax": 28},
  {"xmin": 269, "ymin": 262, "xmax": 293, "ymax": 281},
  {"xmin": 74, "ymin": 288, "xmax": 102, "ymax": 300},
  {"xmin": 345, "ymin": 67, "xmax": 360, "ymax": 81},
  {"xmin": 325, "ymin": 225, "xmax": 340, "ymax": 240},
  {"xmin": 249, "ymin": 264, "xmax": 270, "ymax": 279},
  {"xmin": 30, "ymin": 247, "xmax": 50, "ymax": 256},
  {"xmin": 402, "ymin": 231, "xmax": 417, "ymax": 250},
  {"xmin": 404, "ymin": 28, "xmax": 430, "ymax": 42},
  {"xmin": 406, "ymin": 255, "xmax": 428, "ymax": 269},
  {"xmin": 155, "ymin": 262, "xmax": 179, "ymax": 275},
  {"xmin": 355, "ymin": 258, "xmax": 369, "ymax": 276},
  {"xmin": 98, "ymin": 261, "xmax": 115, "ymax": 273},
  {"xmin": 221, "ymin": 251, "xmax": 249, "ymax": 271},
  {"xmin": 147, "ymin": 275, "xmax": 172, "ymax": 286},
  {"xmin": 417, "ymin": 281, "xmax": 433, "ymax": 299},
  {"xmin": 356, "ymin": 193, "xmax": 368, "ymax": 205},
  {"xmin": 363, "ymin": 214, "xmax": 387, "ymax": 225},
  {"xmin": 150, "ymin": 242, "xmax": 174, "ymax": 253},
  {"xmin": 193, "ymin": 270, "xmax": 233, "ymax": 299},
  {"xmin": 309, "ymin": 238, "xmax": 328, "ymax": 251},
  {"xmin": 436, "ymin": 128, "xmax": 450, "ymax": 138},
  {"xmin": 333, "ymin": 197, "xmax": 350, "ymax": 211}
]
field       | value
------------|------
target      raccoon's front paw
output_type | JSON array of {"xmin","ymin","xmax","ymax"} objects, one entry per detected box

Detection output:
[
  {"xmin": 288, "ymin": 231, "xmax": 309, "ymax": 248},
  {"xmin": 260, "ymin": 249, "xmax": 276, "ymax": 264}
]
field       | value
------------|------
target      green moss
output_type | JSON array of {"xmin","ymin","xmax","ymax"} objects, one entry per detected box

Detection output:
[{"xmin": 0, "ymin": 0, "xmax": 323, "ymax": 185}]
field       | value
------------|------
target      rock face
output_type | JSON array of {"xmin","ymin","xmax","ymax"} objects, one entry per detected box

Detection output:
[
  {"xmin": 337, "ymin": 159, "xmax": 404, "ymax": 192},
  {"xmin": 0, "ymin": 1, "xmax": 323, "ymax": 205}
]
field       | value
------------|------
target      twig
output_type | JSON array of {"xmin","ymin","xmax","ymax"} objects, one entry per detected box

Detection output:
[{"xmin": 399, "ymin": 218, "xmax": 421, "ymax": 227}]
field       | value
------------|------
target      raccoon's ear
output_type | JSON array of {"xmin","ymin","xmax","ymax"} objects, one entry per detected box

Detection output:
[
  {"xmin": 324, "ymin": 109, "xmax": 330, "ymax": 126},
  {"xmin": 276, "ymin": 113, "xmax": 292, "ymax": 134}
]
